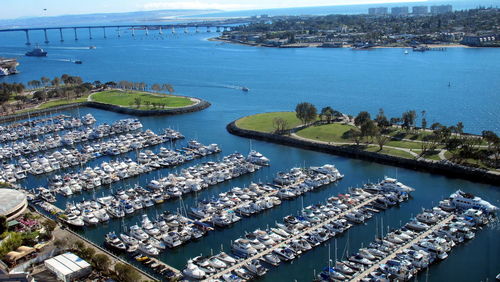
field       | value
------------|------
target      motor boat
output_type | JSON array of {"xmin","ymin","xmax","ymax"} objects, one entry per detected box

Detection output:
[
  {"xmin": 232, "ymin": 239, "xmax": 258, "ymax": 257},
  {"xmin": 245, "ymin": 259, "xmax": 267, "ymax": 276},
  {"xmin": 138, "ymin": 242, "xmax": 160, "ymax": 256},
  {"xmin": 130, "ymin": 225, "xmax": 149, "ymax": 241},
  {"xmin": 105, "ymin": 232, "xmax": 127, "ymax": 251},
  {"xmin": 183, "ymin": 262, "xmax": 206, "ymax": 279}
]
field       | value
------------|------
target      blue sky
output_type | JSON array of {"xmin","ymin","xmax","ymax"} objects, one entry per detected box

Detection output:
[{"xmin": 3, "ymin": 0, "xmax": 430, "ymax": 19}]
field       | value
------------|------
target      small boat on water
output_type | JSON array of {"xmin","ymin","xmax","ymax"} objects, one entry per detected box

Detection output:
[
  {"xmin": 26, "ymin": 45, "xmax": 47, "ymax": 57},
  {"xmin": 74, "ymin": 60, "xmax": 83, "ymax": 64},
  {"xmin": 241, "ymin": 87, "xmax": 249, "ymax": 92}
]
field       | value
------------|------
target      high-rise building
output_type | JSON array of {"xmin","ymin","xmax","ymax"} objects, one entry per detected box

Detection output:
[
  {"xmin": 391, "ymin": 6, "xmax": 409, "ymax": 16},
  {"xmin": 412, "ymin": 6, "xmax": 429, "ymax": 15},
  {"xmin": 431, "ymin": 5, "xmax": 452, "ymax": 14},
  {"xmin": 368, "ymin": 7, "xmax": 388, "ymax": 15}
]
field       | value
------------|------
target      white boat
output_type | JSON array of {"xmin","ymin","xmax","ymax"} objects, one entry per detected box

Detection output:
[
  {"xmin": 95, "ymin": 209, "xmax": 110, "ymax": 222},
  {"xmin": 64, "ymin": 214, "xmax": 84, "ymax": 227},
  {"xmin": 130, "ymin": 225, "xmax": 149, "ymax": 241},
  {"xmin": 247, "ymin": 150, "xmax": 270, "ymax": 166},
  {"xmin": 82, "ymin": 211, "xmax": 99, "ymax": 225},
  {"xmin": 262, "ymin": 253, "xmax": 281, "ymax": 266},
  {"xmin": 138, "ymin": 242, "xmax": 160, "ymax": 256},
  {"xmin": 120, "ymin": 233, "xmax": 139, "ymax": 246},
  {"xmin": 105, "ymin": 232, "xmax": 127, "ymax": 251},
  {"xmin": 449, "ymin": 190, "xmax": 498, "ymax": 213},
  {"xmin": 245, "ymin": 259, "xmax": 267, "ymax": 276},
  {"xmin": 232, "ymin": 239, "xmax": 257, "ymax": 257},
  {"xmin": 183, "ymin": 262, "xmax": 206, "ymax": 280},
  {"xmin": 378, "ymin": 177, "xmax": 415, "ymax": 193}
]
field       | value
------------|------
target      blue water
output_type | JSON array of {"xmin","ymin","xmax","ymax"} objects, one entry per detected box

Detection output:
[{"xmin": 0, "ymin": 24, "xmax": 499, "ymax": 282}]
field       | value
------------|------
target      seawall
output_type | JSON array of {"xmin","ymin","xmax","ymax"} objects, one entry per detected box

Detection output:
[
  {"xmin": 227, "ymin": 121, "xmax": 500, "ymax": 186},
  {"xmin": 0, "ymin": 98, "xmax": 210, "ymax": 123}
]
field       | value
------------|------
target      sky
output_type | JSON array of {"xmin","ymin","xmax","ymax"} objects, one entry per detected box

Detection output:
[{"xmin": 2, "ymin": 0, "xmax": 433, "ymax": 19}]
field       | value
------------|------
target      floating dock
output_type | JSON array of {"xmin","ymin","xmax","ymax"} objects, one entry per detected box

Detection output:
[
  {"xmin": 205, "ymin": 196, "xmax": 379, "ymax": 280},
  {"xmin": 350, "ymin": 214, "xmax": 455, "ymax": 281}
]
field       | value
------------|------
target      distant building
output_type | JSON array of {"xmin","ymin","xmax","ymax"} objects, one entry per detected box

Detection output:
[
  {"xmin": 461, "ymin": 35, "xmax": 497, "ymax": 46},
  {"xmin": 431, "ymin": 5, "xmax": 452, "ymax": 14},
  {"xmin": 368, "ymin": 7, "xmax": 388, "ymax": 15},
  {"xmin": 412, "ymin": 6, "xmax": 429, "ymax": 15},
  {"xmin": 391, "ymin": 6, "xmax": 409, "ymax": 16}
]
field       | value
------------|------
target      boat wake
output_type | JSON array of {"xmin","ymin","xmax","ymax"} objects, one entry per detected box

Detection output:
[
  {"xmin": 174, "ymin": 82, "xmax": 248, "ymax": 92},
  {"xmin": 48, "ymin": 47, "xmax": 91, "ymax": 50}
]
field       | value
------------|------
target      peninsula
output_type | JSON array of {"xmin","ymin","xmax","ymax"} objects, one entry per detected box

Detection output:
[
  {"xmin": 215, "ymin": 8, "xmax": 499, "ymax": 48},
  {"xmin": 228, "ymin": 105, "xmax": 500, "ymax": 184}
]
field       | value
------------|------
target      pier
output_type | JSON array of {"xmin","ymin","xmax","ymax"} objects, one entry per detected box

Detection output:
[
  {"xmin": 350, "ymin": 214, "xmax": 455, "ymax": 282},
  {"xmin": 205, "ymin": 196, "xmax": 379, "ymax": 280}
]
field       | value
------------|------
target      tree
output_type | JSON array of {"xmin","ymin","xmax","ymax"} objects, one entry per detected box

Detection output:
[
  {"xmin": 344, "ymin": 128, "xmax": 362, "ymax": 145},
  {"xmin": 354, "ymin": 111, "xmax": 371, "ymax": 127},
  {"xmin": 162, "ymin": 84, "xmax": 174, "ymax": 94},
  {"xmin": 375, "ymin": 131, "xmax": 389, "ymax": 150},
  {"xmin": 295, "ymin": 102, "xmax": 317, "ymax": 125},
  {"xmin": 144, "ymin": 101, "xmax": 151, "ymax": 109},
  {"xmin": 482, "ymin": 130, "xmax": 499, "ymax": 151},
  {"xmin": 375, "ymin": 108, "xmax": 390, "ymax": 129},
  {"xmin": 151, "ymin": 83, "xmax": 161, "ymax": 93},
  {"xmin": 115, "ymin": 263, "xmax": 141, "ymax": 282},
  {"xmin": 272, "ymin": 117, "xmax": 289, "ymax": 134},
  {"xmin": 401, "ymin": 110, "xmax": 417, "ymax": 131},
  {"xmin": 134, "ymin": 97, "xmax": 141, "ymax": 109},
  {"xmin": 0, "ymin": 215, "xmax": 7, "ymax": 234},
  {"xmin": 390, "ymin": 117, "xmax": 401, "ymax": 126},
  {"xmin": 320, "ymin": 106, "xmax": 334, "ymax": 123},
  {"xmin": 41, "ymin": 76, "xmax": 50, "ymax": 86},
  {"xmin": 360, "ymin": 119, "xmax": 378, "ymax": 140},
  {"xmin": 421, "ymin": 110, "xmax": 427, "ymax": 130},
  {"xmin": 51, "ymin": 77, "xmax": 61, "ymax": 87},
  {"xmin": 44, "ymin": 219, "xmax": 57, "ymax": 233},
  {"xmin": 456, "ymin": 122, "xmax": 464, "ymax": 134},
  {"xmin": 93, "ymin": 253, "xmax": 111, "ymax": 272}
]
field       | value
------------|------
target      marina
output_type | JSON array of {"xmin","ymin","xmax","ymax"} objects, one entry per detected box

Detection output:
[
  {"xmin": 185, "ymin": 179, "xmax": 415, "ymax": 280},
  {"xmin": 0, "ymin": 12, "xmax": 499, "ymax": 281}
]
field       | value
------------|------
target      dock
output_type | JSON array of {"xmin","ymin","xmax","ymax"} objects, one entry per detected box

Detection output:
[
  {"xmin": 350, "ymin": 214, "xmax": 455, "ymax": 282},
  {"xmin": 144, "ymin": 257, "xmax": 181, "ymax": 276},
  {"xmin": 205, "ymin": 196, "xmax": 379, "ymax": 280}
]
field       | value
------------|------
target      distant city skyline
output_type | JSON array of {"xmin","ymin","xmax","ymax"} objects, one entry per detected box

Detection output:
[
  {"xmin": 3, "ymin": 0, "xmax": 430, "ymax": 20},
  {"xmin": 1, "ymin": 0, "xmax": 494, "ymax": 20}
]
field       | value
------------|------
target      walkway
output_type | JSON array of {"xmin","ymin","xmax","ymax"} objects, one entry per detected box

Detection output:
[
  {"xmin": 205, "ymin": 196, "xmax": 379, "ymax": 281},
  {"xmin": 350, "ymin": 214, "xmax": 455, "ymax": 281}
]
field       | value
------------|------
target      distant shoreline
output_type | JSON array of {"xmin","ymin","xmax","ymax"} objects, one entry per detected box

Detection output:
[{"xmin": 210, "ymin": 37, "xmax": 475, "ymax": 49}]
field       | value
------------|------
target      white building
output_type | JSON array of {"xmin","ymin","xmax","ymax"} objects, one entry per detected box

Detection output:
[{"xmin": 44, "ymin": 253, "xmax": 92, "ymax": 282}]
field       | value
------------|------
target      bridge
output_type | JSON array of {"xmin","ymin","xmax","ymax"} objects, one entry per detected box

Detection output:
[{"xmin": 0, "ymin": 23, "xmax": 234, "ymax": 45}]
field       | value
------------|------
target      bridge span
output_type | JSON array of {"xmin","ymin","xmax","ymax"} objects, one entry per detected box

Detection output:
[{"xmin": 0, "ymin": 23, "xmax": 233, "ymax": 45}]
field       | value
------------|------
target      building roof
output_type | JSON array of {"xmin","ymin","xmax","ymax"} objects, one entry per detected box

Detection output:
[
  {"xmin": 0, "ymin": 189, "xmax": 26, "ymax": 217},
  {"xmin": 45, "ymin": 253, "xmax": 91, "ymax": 277}
]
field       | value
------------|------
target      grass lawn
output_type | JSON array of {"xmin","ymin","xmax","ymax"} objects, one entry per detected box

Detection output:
[
  {"xmin": 364, "ymin": 146, "xmax": 415, "ymax": 159},
  {"xmin": 386, "ymin": 139, "xmax": 424, "ymax": 150},
  {"xmin": 236, "ymin": 112, "xmax": 303, "ymax": 133},
  {"xmin": 16, "ymin": 95, "xmax": 89, "ymax": 114},
  {"xmin": 91, "ymin": 90, "xmax": 193, "ymax": 109},
  {"xmin": 296, "ymin": 123, "xmax": 355, "ymax": 143},
  {"xmin": 422, "ymin": 151, "xmax": 442, "ymax": 161}
]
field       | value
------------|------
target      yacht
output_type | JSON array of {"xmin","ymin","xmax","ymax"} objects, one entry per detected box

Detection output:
[
  {"xmin": 138, "ymin": 242, "xmax": 160, "ymax": 256},
  {"xmin": 141, "ymin": 215, "xmax": 160, "ymax": 236},
  {"xmin": 378, "ymin": 177, "xmax": 415, "ymax": 193},
  {"xmin": 82, "ymin": 211, "xmax": 99, "ymax": 225},
  {"xmin": 120, "ymin": 233, "xmax": 139, "ymax": 246},
  {"xmin": 232, "ymin": 239, "xmax": 258, "ymax": 257},
  {"xmin": 449, "ymin": 190, "xmax": 498, "ymax": 213},
  {"xmin": 64, "ymin": 214, "xmax": 84, "ymax": 227},
  {"xmin": 130, "ymin": 225, "xmax": 149, "ymax": 241},
  {"xmin": 263, "ymin": 253, "xmax": 281, "ymax": 266},
  {"xmin": 318, "ymin": 267, "xmax": 346, "ymax": 281},
  {"xmin": 246, "ymin": 150, "xmax": 270, "ymax": 166},
  {"xmin": 105, "ymin": 232, "xmax": 127, "ymax": 251},
  {"xmin": 216, "ymin": 252, "xmax": 238, "ymax": 266},
  {"xmin": 183, "ymin": 262, "xmax": 206, "ymax": 280},
  {"xmin": 245, "ymin": 259, "xmax": 267, "ymax": 276}
]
